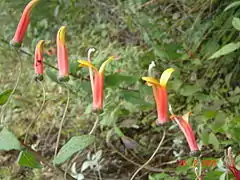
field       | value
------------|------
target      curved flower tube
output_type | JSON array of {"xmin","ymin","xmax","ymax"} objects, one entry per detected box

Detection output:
[
  {"xmin": 78, "ymin": 56, "xmax": 115, "ymax": 111},
  {"xmin": 10, "ymin": 0, "xmax": 40, "ymax": 47},
  {"xmin": 170, "ymin": 113, "xmax": 200, "ymax": 156},
  {"xmin": 57, "ymin": 26, "xmax": 69, "ymax": 82},
  {"xmin": 34, "ymin": 40, "xmax": 45, "ymax": 81},
  {"xmin": 224, "ymin": 147, "xmax": 240, "ymax": 180},
  {"xmin": 142, "ymin": 68, "xmax": 174, "ymax": 124}
]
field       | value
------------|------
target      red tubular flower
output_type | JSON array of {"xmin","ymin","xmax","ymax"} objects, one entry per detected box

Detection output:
[
  {"xmin": 34, "ymin": 40, "xmax": 44, "ymax": 81},
  {"xmin": 78, "ymin": 57, "xmax": 115, "ymax": 111},
  {"xmin": 225, "ymin": 147, "xmax": 240, "ymax": 180},
  {"xmin": 142, "ymin": 68, "xmax": 174, "ymax": 125},
  {"xmin": 170, "ymin": 113, "xmax": 200, "ymax": 156},
  {"xmin": 57, "ymin": 26, "xmax": 69, "ymax": 82},
  {"xmin": 10, "ymin": 0, "xmax": 40, "ymax": 47}
]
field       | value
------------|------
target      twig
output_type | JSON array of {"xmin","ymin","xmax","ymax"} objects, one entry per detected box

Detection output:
[
  {"xmin": 138, "ymin": 0, "xmax": 162, "ymax": 10},
  {"xmin": 130, "ymin": 129, "xmax": 166, "ymax": 180},
  {"xmin": 54, "ymin": 83, "xmax": 70, "ymax": 162},
  {"xmin": 89, "ymin": 115, "xmax": 99, "ymax": 135},
  {"xmin": 24, "ymin": 80, "xmax": 46, "ymax": 143},
  {"xmin": 107, "ymin": 141, "xmax": 170, "ymax": 173},
  {"xmin": 0, "ymin": 49, "xmax": 22, "ymax": 125},
  {"xmin": 14, "ymin": 46, "xmax": 88, "ymax": 80}
]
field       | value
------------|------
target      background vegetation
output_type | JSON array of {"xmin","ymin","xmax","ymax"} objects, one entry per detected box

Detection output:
[{"xmin": 1, "ymin": 0, "xmax": 240, "ymax": 179}]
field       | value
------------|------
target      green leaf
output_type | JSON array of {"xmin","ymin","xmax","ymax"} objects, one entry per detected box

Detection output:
[
  {"xmin": 180, "ymin": 85, "xmax": 201, "ymax": 96},
  {"xmin": 0, "ymin": 128, "xmax": 21, "ymax": 150},
  {"xmin": 211, "ymin": 111, "xmax": 226, "ymax": 132},
  {"xmin": 120, "ymin": 90, "xmax": 152, "ymax": 108},
  {"xmin": 53, "ymin": 135, "xmax": 95, "ymax": 165},
  {"xmin": 208, "ymin": 42, "xmax": 240, "ymax": 59},
  {"xmin": 17, "ymin": 150, "xmax": 42, "ymax": 169},
  {"xmin": 224, "ymin": 1, "xmax": 240, "ymax": 12},
  {"xmin": 203, "ymin": 110, "xmax": 217, "ymax": 119},
  {"xmin": 209, "ymin": 133, "xmax": 219, "ymax": 151},
  {"xmin": 200, "ymin": 129, "xmax": 209, "ymax": 145},
  {"xmin": 232, "ymin": 17, "xmax": 240, "ymax": 31},
  {"xmin": 69, "ymin": 60, "xmax": 79, "ymax": 76},
  {"xmin": 105, "ymin": 74, "xmax": 137, "ymax": 87},
  {"xmin": 149, "ymin": 173, "xmax": 169, "ymax": 180},
  {"xmin": 0, "ymin": 89, "xmax": 13, "ymax": 106},
  {"xmin": 46, "ymin": 69, "xmax": 59, "ymax": 83},
  {"xmin": 204, "ymin": 170, "xmax": 223, "ymax": 179}
]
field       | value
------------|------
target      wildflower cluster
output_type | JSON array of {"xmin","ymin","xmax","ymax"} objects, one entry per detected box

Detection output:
[{"xmin": 9, "ymin": 1, "xmax": 240, "ymax": 179}]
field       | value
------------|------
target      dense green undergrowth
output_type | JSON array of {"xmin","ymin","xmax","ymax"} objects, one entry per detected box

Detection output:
[{"xmin": 1, "ymin": 0, "xmax": 240, "ymax": 179}]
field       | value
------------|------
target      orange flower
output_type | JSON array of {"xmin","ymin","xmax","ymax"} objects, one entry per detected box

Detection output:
[
  {"xmin": 170, "ymin": 113, "xmax": 200, "ymax": 156},
  {"xmin": 34, "ymin": 40, "xmax": 44, "ymax": 81},
  {"xmin": 78, "ymin": 57, "xmax": 115, "ymax": 111},
  {"xmin": 57, "ymin": 26, "xmax": 69, "ymax": 81},
  {"xmin": 142, "ymin": 68, "xmax": 174, "ymax": 124},
  {"xmin": 10, "ymin": 0, "xmax": 40, "ymax": 47}
]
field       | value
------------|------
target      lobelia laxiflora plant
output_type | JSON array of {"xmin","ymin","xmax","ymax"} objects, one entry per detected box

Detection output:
[
  {"xmin": 56, "ymin": 26, "xmax": 69, "ymax": 82},
  {"xmin": 224, "ymin": 147, "xmax": 240, "ymax": 180},
  {"xmin": 10, "ymin": 0, "xmax": 40, "ymax": 47},
  {"xmin": 78, "ymin": 56, "xmax": 115, "ymax": 112},
  {"xmin": 170, "ymin": 112, "xmax": 200, "ymax": 156},
  {"xmin": 142, "ymin": 63, "xmax": 174, "ymax": 125},
  {"xmin": 34, "ymin": 40, "xmax": 45, "ymax": 81}
]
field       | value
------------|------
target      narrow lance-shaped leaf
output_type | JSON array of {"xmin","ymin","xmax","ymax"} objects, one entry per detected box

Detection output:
[
  {"xmin": 0, "ymin": 89, "xmax": 13, "ymax": 105},
  {"xmin": 232, "ymin": 17, "xmax": 240, "ymax": 31},
  {"xmin": 208, "ymin": 42, "xmax": 240, "ymax": 59},
  {"xmin": 18, "ymin": 150, "xmax": 42, "ymax": 169},
  {"xmin": 224, "ymin": 1, "xmax": 240, "ymax": 12},
  {"xmin": 53, "ymin": 135, "xmax": 95, "ymax": 165}
]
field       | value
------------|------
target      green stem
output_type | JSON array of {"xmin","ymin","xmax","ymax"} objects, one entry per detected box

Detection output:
[
  {"xmin": 24, "ymin": 80, "xmax": 46, "ymax": 143},
  {"xmin": 54, "ymin": 83, "xmax": 70, "ymax": 163},
  {"xmin": 130, "ymin": 129, "xmax": 166, "ymax": 180},
  {"xmin": 0, "ymin": 49, "xmax": 22, "ymax": 125},
  {"xmin": 89, "ymin": 114, "xmax": 100, "ymax": 135}
]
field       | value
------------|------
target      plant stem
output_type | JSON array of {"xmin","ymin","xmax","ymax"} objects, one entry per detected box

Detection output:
[
  {"xmin": 0, "ymin": 49, "xmax": 22, "ymax": 125},
  {"xmin": 17, "ymin": 47, "xmax": 88, "ymax": 80},
  {"xmin": 24, "ymin": 80, "xmax": 46, "ymax": 143},
  {"xmin": 107, "ymin": 141, "xmax": 170, "ymax": 173},
  {"xmin": 130, "ymin": 129, "xmax": 166, "ymax": 180},
  {"xmin": 54, "ymin": 83, "xmax": 70, "ymax": 163},
  {"xmin": 89, "ymin": 115, "xmax": 99, "ymax": 135}
]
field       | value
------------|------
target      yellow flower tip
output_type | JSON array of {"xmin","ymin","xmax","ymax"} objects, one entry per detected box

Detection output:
[
  {"xmin": 26, "ymin": 0, "xmax": 40, "ymax": 12},
  {"xmin": 99, "ymin": 56, "xmax": 115, "ymax": 73},
  {"xmin": 142, "ymin": 77, "xmax": 161, "ymax": 86},
  {"xmin": 159, "ymin": 68, "xmax": 175, "ymax": 87},
  {"xmin": 182, "ymin": 112, "xmax": 192, "ymax": 123},
  {"xmin": 78, "ymin": 60, "xmax": 97, "ymax": 71},
  {"xmin": 57, "ymin": 26, "xmax": 67, "ymax": 44},
  {"xmin": 36, "ymin": 40, "xmax": 45, "ymax": 52}
]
